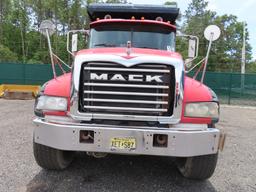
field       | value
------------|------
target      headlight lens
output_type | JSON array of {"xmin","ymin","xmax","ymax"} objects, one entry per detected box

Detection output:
[
  {"xmin": 36, "ymin": 96, "xmax": 68, "ymax": 111},
  {"xmin": 185, "ymin": 102, "xmax": 219, "ymax": 118}
]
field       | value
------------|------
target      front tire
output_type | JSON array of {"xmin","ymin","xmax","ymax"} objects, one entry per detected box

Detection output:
[
  {"xmin": 33, "ymin": 141, "xmax": 74, "ymax": 170},
  {"xmin": 176, "ymin": 153, "xmax": 218, "ymax": 180}
]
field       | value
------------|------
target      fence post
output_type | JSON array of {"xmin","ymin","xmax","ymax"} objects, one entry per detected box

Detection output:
[
  {"xmin": 240, "ymin": 73, "xmax": 245, "ymax": 96},
  {"xmin": 23, "ymin": 63, "xmax": 26, "ymax": 84},
  {"xmin": 228, "ymin": 73, "xmax": 232, "ymax": 105}
]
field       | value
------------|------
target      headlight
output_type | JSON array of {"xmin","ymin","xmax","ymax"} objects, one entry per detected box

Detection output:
[
  {"xmin": 36, "ymin": 96, "xmax": 68, "ymax": 111},
  {"xmin": 185, "ymin": 102, "xmax": 219, "ymax": 118}
]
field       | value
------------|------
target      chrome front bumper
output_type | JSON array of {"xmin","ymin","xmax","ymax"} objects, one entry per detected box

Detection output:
[{"xmin": 33, "ymin": 118, "xmax": 221, "ymax": 157}]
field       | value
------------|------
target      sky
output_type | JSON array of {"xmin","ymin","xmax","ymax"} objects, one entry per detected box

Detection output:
[{"xmin": 129, "ymin": 0, "xmax": 256, "ymax": 60}]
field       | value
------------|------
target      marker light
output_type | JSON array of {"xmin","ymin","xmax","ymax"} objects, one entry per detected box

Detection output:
[
  {"xmin": 104, "ymin": 14, "xmax": 112, "ymax": 19},
  {"xmin": 156, "ymin": 17, "xmax": 163, "ymax": 22}
]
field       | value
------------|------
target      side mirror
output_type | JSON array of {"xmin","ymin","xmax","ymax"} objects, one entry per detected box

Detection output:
[
  {"xmin": 188, "ymin": 38, "xmax": 196, "ymax": 58},
  {"xmin": 67, "ymin": 30, "xmax": 89, "ymax": 56},
  {"xmin": 39, "ymin": 20, "xmax": 57, "ymax": 77},
  {"xmin": 39, "ymin": 20, "xmax": 55, "ymax": 37},
  {"xmin": 176, "ymin": 33, "xmax": 199, "ymax": 60},
  {"xmin": 71, "ymin": 34, "xmax": 78, "ymax": 52},
  {"xmin": 85, "ymin": 30, "xmax": 89, "ymax": 45},
  {"xmin": 176, "ymin": 33, "xmax": 199, "ymax": 69},
  {"xmin": 200, "ymin": 25, "xmax": 221, "ymax": 83},
  {"xmin": 204, "ymin": 25, "xmax": 221, "ymax": 41}
]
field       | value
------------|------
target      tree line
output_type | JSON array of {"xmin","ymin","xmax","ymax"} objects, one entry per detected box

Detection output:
[
  {"xmin": 0, "ymin": 0, "xmax": 255, "ymax": 72},
  {"xmin": 180, "ymin": 0, "xmax": 255, "ymax": 72}
]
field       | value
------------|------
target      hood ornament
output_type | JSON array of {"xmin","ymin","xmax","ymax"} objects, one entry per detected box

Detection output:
[{"xmin": 126, "ymin": 41, "xmax": 132, "ymax": 56}]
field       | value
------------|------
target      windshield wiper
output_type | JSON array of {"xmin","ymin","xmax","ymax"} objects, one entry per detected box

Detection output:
[
  {"xmin": 136, "ymin": 46, "xmax": 156, "ymax": 49},
  {"xmin": 94, "ymin": 43, "xmax": 116, "ymax": 47}
]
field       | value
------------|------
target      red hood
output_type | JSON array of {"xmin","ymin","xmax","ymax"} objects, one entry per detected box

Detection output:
[{"xmin": 76, "ymin": 48, "xmax": 182, "ymax": 60}]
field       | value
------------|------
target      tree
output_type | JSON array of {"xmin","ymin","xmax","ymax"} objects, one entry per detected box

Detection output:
[
  {"xmin": 212, "ymin": 15, "xmax": 252, "ymax": 71},
  {"xmin": 69, "ymin": 0, "xmax": 87, "ymax": 30},
  {"xmin": 0, "ymin": 0, "xmax": 254, "ymax": 74},
  {"xmin": 183, "ymin": 0, "xmax": 216, "ymax": 61},
  {"xmin": 185, "ymin": 0, "xmax": 208, "ymax": 18},
  {"xmin": 183, "ymin": 0, "xmax": 252, "ymax": 72},
  {"xmin": 247, "ymin": 61, "xmax": 256, "ymax": 73},
  {"xmin": 0, "ymin": 44, "xmax": 18, "ymax": 62},
  {"xmin": 10, "ymin": 0, "xmax": 30, "ymax": 63},
  {"xmin": 0, "ymin": 0, "xmax": 12, "ymax": 43}
]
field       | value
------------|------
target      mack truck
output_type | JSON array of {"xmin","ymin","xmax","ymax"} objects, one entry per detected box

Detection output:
[{"xmin": 33, "ymin": 4, "xmax": 226, "ymax": 180}]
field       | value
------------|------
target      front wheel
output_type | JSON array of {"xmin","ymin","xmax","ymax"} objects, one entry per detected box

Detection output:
[
  {"xmin": 33, "ymin": 141, "xmax": 74, "ymax": 170},
  {"xmin": 176, "ymin": 153, "xmax": 218, "ymax": 180}
]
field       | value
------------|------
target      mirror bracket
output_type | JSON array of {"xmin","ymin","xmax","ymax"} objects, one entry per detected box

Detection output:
[
  {"xmin": 39, "ymin": 20, "xmax": 71, "ymax": 78},
  {"xmin": 184, "ymin": 25, "xmax": 221, "ymax": 83},
  {"xmin": 201, "ymin": 25, "xmax": 221, "ymax": 83},
  {"xmin": 39, "ymin": 20, "xmax": 57, "ymax": 78},
  {"xmin": 177, "ymin": 34, "xmax": 199, "ymax": 69},
  {"xmin": 67, "ymin": 30, "xmax": 89, "ymax": 56}
]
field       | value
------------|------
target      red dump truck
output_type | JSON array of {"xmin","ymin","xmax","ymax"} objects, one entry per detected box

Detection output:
[{"xmin": 33, "ymin": 4, "xmax": 225, "ymax": 180}]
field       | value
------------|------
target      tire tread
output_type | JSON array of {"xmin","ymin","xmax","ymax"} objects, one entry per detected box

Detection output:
[
  {"xmin": 178, "ymin": 153, "xmax": 218, "ymax": 180},
  {"xmin": 33, "ymin": 142, "xmax": 73, "ymax": 170}
]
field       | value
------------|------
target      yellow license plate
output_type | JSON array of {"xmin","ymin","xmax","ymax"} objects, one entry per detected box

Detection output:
[{"xmin": 110, "ymin": 138, "xmax": 136, "ymax": 149}]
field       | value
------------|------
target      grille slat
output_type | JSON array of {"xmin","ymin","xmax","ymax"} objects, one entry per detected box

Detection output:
[
  {"xmin": 83, "ymin": 98, "xmax": 168, "ymax": 104},
  {"xmin": 83, "ymin": 90, "xmax": 168, "ymax": 96},
  {"xmin": 79, "ymin": 62, "xmax": 175, "ymax": 116},
  {"xmin": 84, "ymin": 106, "xmax": 168, "ymax": 112},
  {"xmin": 83, "ymin": 83, "xmax": 169, "ymax": 89}
]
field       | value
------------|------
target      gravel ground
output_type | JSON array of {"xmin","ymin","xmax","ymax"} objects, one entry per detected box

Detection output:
[{"xmin": 0, "ymin": 99, "xmax": 256, "ymax": 192}]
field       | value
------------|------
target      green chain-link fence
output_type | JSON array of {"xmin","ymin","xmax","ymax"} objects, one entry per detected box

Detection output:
[
  {"xmin": 0, "ymin": 62, "xmax": 69, "ymax": 85},
  {"xmin": 187, "ymin": 71, "xmax": 256, "ymax": 105},
  {"xmin": 0, "ymin": 62, "xmax": 256, "ymax": 106}
]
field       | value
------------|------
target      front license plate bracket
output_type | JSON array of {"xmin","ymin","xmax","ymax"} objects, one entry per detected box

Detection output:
[{"xmin": 110, "ymin": 138, "xmax": 136, "ymax": 150}]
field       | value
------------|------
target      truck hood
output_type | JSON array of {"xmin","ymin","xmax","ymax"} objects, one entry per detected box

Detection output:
[{"xmin": 76, "ymin": 47, "xmax": 182, "ymax": 60}]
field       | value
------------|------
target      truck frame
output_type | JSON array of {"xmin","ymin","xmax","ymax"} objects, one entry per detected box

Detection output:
[{"xmin": 33, "ymin": 4, "xmax": 225, "ymax": 180}]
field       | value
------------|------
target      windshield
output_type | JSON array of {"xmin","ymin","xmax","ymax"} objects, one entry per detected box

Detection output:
[{"xmin": 89, "ymin": 23, "xmax": 175, "ymax": 51}]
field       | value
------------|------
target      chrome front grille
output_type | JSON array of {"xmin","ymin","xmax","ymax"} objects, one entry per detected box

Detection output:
[{"xmin": 79, "ymin": 62, "xmax": 175, "ymax": 116}]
